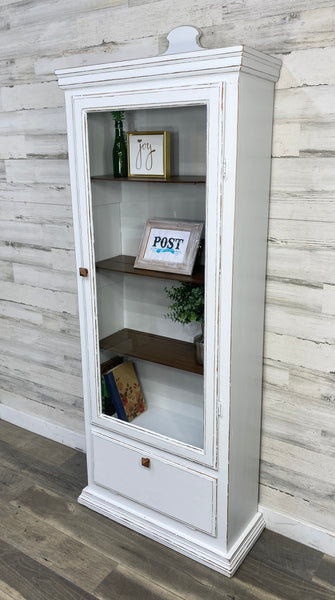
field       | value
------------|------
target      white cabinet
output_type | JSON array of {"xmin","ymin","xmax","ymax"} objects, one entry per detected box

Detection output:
[{"xmin": 57, "ymin": 28, "xmax": 281, "ymax": 576}]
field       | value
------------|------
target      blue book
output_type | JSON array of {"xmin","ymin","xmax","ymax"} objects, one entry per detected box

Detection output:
[
  {"xmin": 103, "ymin": 368, "xmax": 129, "ymax": 422},
  {"xmin": 101, "ymin": 356, "xmax": 124, "ymax": 419},
  {"xmin": 103, "ymin": 360, "xmax": 146, "ymax": 423}
]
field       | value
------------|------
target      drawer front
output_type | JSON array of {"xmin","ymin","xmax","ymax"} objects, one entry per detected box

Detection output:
[{"xmin": 92, "ymin": 433, "xmax": 217, "ymax": 535}]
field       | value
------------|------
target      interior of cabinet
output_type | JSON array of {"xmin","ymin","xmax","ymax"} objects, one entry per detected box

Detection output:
[{"xmin": 87, "ymin": 105, "xmax": 207, "ymax": 449}]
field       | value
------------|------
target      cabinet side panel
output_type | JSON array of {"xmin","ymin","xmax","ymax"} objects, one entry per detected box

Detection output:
[{"xmin": 227, "ymin": 75, "xmax": 275, "ymax": 548}]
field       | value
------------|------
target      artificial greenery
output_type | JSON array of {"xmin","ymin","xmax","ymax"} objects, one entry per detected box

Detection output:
[
  {"xmin": 165, "ymin": 282, "xmax": 204, "ymax": 325},
  {"xmin": 112, "ymin": 110, "xmax": 125, "ymax": 121}
]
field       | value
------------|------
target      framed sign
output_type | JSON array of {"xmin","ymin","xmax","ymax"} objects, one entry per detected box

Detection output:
[
  {"xmin": 134, "ymin": 219, "xmax": 204, "ymax": 275},
  {"xmin": 127, "ymin": 131, "xmax": 170, "ymax": 179}
]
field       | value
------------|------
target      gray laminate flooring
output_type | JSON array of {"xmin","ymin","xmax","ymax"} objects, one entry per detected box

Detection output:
[{"xmin": 0, "ymin": 419, "xmax": 334, "ymax": 600}]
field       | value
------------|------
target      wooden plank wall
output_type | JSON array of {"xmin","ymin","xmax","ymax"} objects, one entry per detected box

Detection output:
[{"xmin": 0, "ymin": 0, "xmax": 334, "ymax": 537}]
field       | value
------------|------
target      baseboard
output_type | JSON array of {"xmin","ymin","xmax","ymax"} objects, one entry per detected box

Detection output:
[
  {"xmin": 79, "ymin": 485, "xmax": 265, "ymax": 577},
  {"xmin": 0, "ymin": 404, "xmax": 86, "ymax": 452},
  {"xmin": 260, "ymin": 505, "xmax": 335, "ymax": 558}
]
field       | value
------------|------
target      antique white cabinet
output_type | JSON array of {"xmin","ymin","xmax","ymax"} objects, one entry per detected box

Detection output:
[{"xmin": 57, "ymin": 27, "xmax": 281, "ymax": 576}]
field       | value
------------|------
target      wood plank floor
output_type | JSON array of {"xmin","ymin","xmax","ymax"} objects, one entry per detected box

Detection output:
[{"xmin": 0, "ymin": 420, "xmax": 334, "ymax": 600}]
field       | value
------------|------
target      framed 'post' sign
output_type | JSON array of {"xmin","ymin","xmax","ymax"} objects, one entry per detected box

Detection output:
[
  {"xmin": 134, "ymin": 219, "xmax": 204, "ymax": 275},
  {"xmin": 127, "ymin": 131, "xmax": 170, "ymax": 179}
]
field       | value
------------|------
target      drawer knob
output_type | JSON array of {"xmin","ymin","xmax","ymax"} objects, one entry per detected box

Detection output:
[
  {"xmin": 141, "ymin": 457, "xmax": 150, "ymax": 468},
  {"xmin": 79, "ymin": 267, "xmax": 88, "ymax": 277}
]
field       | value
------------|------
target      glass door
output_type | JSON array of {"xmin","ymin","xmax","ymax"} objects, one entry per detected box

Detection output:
[{"xmin": 80, "ymin": 85, "xmax": 221, "ymax": 466}]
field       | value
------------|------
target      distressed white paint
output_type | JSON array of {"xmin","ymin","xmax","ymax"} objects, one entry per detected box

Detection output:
[
  {"xmin": 277, "ymin": 46, "xmax": 335, "ymax": 89},
  {"xmin": 271, "ymin": 157, "xmax": 335, "ymax": 193},
  {"xmin": 272, "ymin": 122, "xmax": 300, "ymax": 157},
  {"xmin": 322, "ymin": 284, "xmax": 335, "ymax": 316},
  {"xmin": 269, "ymin": 217, "xmax": 335, "ymax": 249},
  {"xmin": 204, "ymin": 6, "xmax": 335, "ymax": 53},
  {"xmin": 0, "ymin": 201, "xmax": 72, "ymax": 223},
  {"xmin": 269, "ymin": 196, "xmax": 335, "ymax": 222},
  {"xmin": 24, "ymin": 134, "xmax": 69, "ymax": 158},
  {"xmin": 263, "ymin": 360, "xmax": 290, "ymax": 388},
  {"xmin": 265, "ymin": 278, "xmax": 322, "ymax": 312},
  {"xmin": 58, "ymin": 39, "xmax": 279, "ymax": 574},
  {"xmin": 0, "ymin": 182, "xmax": 72, "ymax": 205},
  {"xmin": 1, "ymin": 280, "xmax": 79, "ymax": 314},
  {"xmin": 13, "ymin": 263, "xmax": 77, "ymax": 293},
  {"xmin": 264, "ymin": 331, "xmax": 334, "ymax": 373},
  {"xmin": 260, "ymin": 506, "xmax": 335, "ymax": 557},
  {"xmin": 5, "ymin": 158, "xmax": 70, "ymax": 184},
  {"xmin": 34, "ymin": 37, "xmax": 160, "ymax": 80},
  {"xmin": 0, "ymin": 108, "xmax": 67, "ymax": 135},
  {"xmin": 0, "ymin": 220, "xmax": 75, "ymax": 248},
  {"xmin": 0, "ymin": 403, "xmax": 85, "ymax": 451},
  {"xmin": 301, "ymin": 122, "xmax": 335, "ymax": 154},
  {"xmin": 266, "ymin": 304, "xmax": 335, "ymax": 343},
  {"xmin": 0, "ymin": 0, "xmax": 334, "ymax": 562},
  {"xmin": 267, "ymin": 246, "xmax": 335, "ymax": 284},
  {"xmin": 1, "ymin": 81, "xmax": 64, "ymax": 111},
  {"xmin": 0, "ymin": 243, "xmax": 75, "ymax": 272},
  {"xmin": 0, "ymin": 135, "xmax": 26, "ymax": 159}
]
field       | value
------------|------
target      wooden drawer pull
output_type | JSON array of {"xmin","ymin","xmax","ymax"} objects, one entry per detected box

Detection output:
[
  {"xmin": 79, "ymin": 267, "xmax": 88, "ymax": 277},
  {"xmin": 141, "ymin": 457, "xmax": 150, "ymax": 468}
]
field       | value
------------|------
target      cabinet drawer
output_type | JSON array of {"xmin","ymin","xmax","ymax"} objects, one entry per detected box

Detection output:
[{"xmin": 92, "ymin": 433, "xmax": 217, "ymax": 535}]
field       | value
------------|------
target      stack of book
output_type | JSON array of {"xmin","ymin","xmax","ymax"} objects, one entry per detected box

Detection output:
[{"xmin": 101, "ymin": 357, "xmax": 146, "ymax": 422}]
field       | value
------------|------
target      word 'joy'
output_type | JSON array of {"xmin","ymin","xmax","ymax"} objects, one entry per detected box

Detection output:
[{"xmin": 136, "ymin": 139, "xmax": 156, "ymax": 171}]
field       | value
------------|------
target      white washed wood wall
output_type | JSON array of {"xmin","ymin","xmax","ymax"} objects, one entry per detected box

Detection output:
[{"xmin": 0, "ymin": 1, "xmax": 334, "ymax": 537}]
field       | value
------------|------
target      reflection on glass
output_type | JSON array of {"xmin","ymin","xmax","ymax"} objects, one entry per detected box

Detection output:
[{"xmin": 88, "ymin": 105, "xmax": 207, "ymax": 449}]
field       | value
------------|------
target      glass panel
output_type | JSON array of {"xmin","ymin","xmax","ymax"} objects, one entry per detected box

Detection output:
[{"xmin": 88, "ymin": 105, "xmax": 207, "ymax": 449}]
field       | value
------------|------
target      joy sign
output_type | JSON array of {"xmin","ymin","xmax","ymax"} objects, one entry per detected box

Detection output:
[
  {"xmin": 135, "ymin": 139, "xmax": 156, "ymax": 171},
  {"xmin": 127, "ymin": 131, "xmax": 170, "ymax": 178}
]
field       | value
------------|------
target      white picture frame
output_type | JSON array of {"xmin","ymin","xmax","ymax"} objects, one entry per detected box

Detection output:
[{"xmin": 134, "ymin": 218, "xmax": 204, "ymax": 275}]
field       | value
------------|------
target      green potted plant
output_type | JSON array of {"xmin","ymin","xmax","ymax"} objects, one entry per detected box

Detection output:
[{"xmin": 164, "ymin": 282, "xmax": 204, "ymax": 365}]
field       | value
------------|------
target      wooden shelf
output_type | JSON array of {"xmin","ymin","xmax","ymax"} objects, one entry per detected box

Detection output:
[
  {"xmin": 100, "ymin": 328, "xmax": 203, "ymax": 375},
  {"xmin": 91, "ymin": 174, "xmax": 205, "ymax": 184},
  {"xmin": 96, "ymin": 255, "xmax": 204, "ymax": 284}
]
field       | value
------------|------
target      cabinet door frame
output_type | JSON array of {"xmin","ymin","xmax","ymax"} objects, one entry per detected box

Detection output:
[{"xmin": 67, "ymin": 83, "xmax": 225, "ymax": 468}]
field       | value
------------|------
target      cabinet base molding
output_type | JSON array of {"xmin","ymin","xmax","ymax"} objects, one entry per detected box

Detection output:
[
  {"xmin": 260, "ymin": 505, "xmax": 335, "ymax": 558},
  {"xmin": 79, "ymin": 486, "xmax": 265, "ymax": 576}
]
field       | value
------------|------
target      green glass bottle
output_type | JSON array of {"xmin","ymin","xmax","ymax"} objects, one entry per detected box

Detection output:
[{"xmin": 112, "ymin": 113, "xmax": 127, "ymax": 177}]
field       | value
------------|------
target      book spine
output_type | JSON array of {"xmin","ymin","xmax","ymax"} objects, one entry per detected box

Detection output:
[{"xmin": 103, "ymin": 371, "xmax": 128, "ymax": 422}]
